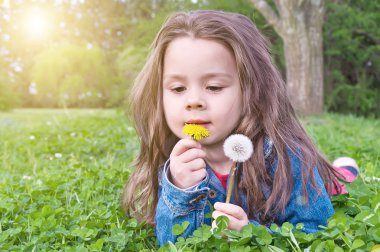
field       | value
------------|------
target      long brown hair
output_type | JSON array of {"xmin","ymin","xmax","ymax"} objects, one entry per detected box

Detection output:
[{"xmin": 122, "ymin": 10, "xmax": 340, "ymax": 225}]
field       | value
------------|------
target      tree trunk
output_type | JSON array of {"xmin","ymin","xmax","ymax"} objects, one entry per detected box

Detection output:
[{"xmin": 250, "ymin": 0, "xmax": 324, "ymax": 116}]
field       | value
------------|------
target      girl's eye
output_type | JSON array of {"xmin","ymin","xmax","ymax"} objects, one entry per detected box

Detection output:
[
  {"xmin": 171, "ymin": 86, "xmax": 186, "ymax": 93},
  {"xmin": 206, "ymin": 86, "xmax": 223, "ymax": 92}
]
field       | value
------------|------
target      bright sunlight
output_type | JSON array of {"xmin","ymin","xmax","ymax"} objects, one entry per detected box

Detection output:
[{"xmin": 22, "ymin": 9, "xmax": 51, "ymax": 39}]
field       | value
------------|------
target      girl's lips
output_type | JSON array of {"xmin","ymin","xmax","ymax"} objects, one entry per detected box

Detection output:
[
  {"xmin": 185, "ymin": 120, "xmax": 211, "ymax": 129},
  {"xmin": 186, "ymin": 119, "xmax": 210, "ymax": 124}
]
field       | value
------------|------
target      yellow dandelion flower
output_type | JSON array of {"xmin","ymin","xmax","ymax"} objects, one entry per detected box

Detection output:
[{"xmin": 183, "ymin": 124, "xmax": 209, "ymax": 141}]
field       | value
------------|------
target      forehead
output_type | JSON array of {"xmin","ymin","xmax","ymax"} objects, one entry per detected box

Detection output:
[{"xmin": 163, "ymin": 37, "xmax": 237, "ymax": 77}]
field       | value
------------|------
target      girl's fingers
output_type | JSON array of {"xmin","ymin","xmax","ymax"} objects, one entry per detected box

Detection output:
[
  {"xmin": 212, "ymin": 210, "xmax": 230, "ymax": 220},
  {"xmin": 171, "ymin": 160, "xmax": 205, "ymax": 178},
  {"xmin": 170, "ymin": 139, "xmax": 201, "ymax": 157},
  {"xmin": 214, "ymin": 202, "xmax": 247, "ymax": 220},
  {"xmin": 191, "ymin": 168, "xmax": 207, "ymax": 181},
  {"xmin": 171, "ymin": 167, "xmax": 206, "ymax": 188},
  {"xmin": 169, "ymin": 138, "xmax": 206, "ymax": 188},
  {"xmin": 178, "ymin": 148, "xmax": 207, "ymax": 163},
  {"xmin": 212, "ymin": 210, "xmax": 248, "ymax": 231},
  {"xmin": 184, "ymin": 158, "xmax": 206, "ymax": 171},
  {"xmin": 212, "ymin": 211, "xmax": 239, "ymax": 230}
]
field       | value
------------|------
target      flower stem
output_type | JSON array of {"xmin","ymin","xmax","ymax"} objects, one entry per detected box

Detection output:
[{"xmin": 225, "ymin": 161, "xmax": 237, "ymax": 204}]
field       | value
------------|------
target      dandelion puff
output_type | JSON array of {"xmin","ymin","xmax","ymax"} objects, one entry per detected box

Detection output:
[
  {"xmin": 54, "ymin": 153, "xmax": 62, "ymax": 158},
  {"xmin": 223, "ymin": 134, "xmax": 253, "ymax": 162},
  {"xmin": 223, "ymin": 134, "xmax": 253, "ymax": 204},
  {"xmin": 183, "ymin": 124, "xmax": 209, "ymax": 141}
]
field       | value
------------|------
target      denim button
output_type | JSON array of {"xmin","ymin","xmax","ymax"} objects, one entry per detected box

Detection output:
[{"xmin": 208, "ymin": 190, "xmax": 217, "ymax": 199}]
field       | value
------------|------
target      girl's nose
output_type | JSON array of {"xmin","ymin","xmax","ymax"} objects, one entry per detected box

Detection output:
[
  {"xmin": 186, "ymin": 91, "xmax": 206, "ymax": 111},
  {"xmin": 186, "ymin": 102, "xmax": 204, "ymax": 110}
]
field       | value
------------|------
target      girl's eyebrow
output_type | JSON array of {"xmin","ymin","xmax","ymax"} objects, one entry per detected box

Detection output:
[
  {"xmin": 163, "ymin": 72, "xmax": 233, "ymax": 82},
  {"xmin": 163, "ymin": 74, "xmax": 186, "ymax": 82},
  {"xmin": 201, "ymin": 73, "xmax": 234, "ymax": 80}
]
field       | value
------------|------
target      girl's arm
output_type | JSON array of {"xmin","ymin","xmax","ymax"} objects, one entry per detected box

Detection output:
[{"xmin": 155, "ymin": 160, "xmax": 210, "ymax": 246}]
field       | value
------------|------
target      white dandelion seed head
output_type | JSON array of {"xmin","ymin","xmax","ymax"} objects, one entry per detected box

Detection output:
[{"xmin": 223, "ymin": 134, "xmax": 253, "ymax": 162}]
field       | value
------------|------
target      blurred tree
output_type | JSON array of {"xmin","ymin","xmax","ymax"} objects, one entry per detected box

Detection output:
[
  {"xmin": 250, "ymin": 0, "xmax": 325, "ymax": 116},
  {"xmin": 0, "ymin": 0, "xmax": 131, "ymax": 108},
  {"xmin": 0, "ymin": 59, "xmax": 19, "ymax": 111},
  {"xmin": 125, "ymin": 0, "xmax": 168, "ymax": 19},
  {"xmin": 324, "ymin": 0, "xmax": 380, "ymax": 117},
  {"xmin": 115, "ymin": 0, "xmax": 181, "ymax": 94},
  {"xmin": 30, "ymin": 44, "xmax": 118, "ymax": 108}
]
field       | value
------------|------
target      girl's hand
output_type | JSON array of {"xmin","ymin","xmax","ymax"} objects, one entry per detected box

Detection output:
[
  {"xmin": 169, "ymin": 138, "xmax": 207, "ymax": 189},
  {"xmin": 212, "ymin": 202, "xmax": 249, "ymax": 231}
]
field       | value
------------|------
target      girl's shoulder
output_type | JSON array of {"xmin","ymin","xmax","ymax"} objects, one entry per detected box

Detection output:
[{"xmin": 264, "ymin": 137, "xmax": 310, "ymax": 176}]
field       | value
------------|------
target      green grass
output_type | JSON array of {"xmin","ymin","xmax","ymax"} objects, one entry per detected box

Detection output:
[
  {"xmin": 0, "ymin": 109, "xmax": 155, "ymax": 251},
  {"xmin": 0, "ymin": 109, "xmax": 379, "ymax": 251},
  {"xmin": 303, "ymin": 114, "xmax": 380, "ymax": 178}
]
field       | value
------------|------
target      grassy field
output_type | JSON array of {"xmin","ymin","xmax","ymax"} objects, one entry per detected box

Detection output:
[{"xmin": 0, "ymin": 109, "xmax": 379, "ymax": 251}]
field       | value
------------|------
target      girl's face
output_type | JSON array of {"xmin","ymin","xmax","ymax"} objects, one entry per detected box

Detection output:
[{"xmin": 162, "ymin": 37, "xmax": 243, "ymax": 147}]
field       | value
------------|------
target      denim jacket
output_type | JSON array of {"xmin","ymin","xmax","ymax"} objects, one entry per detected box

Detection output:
[{"xmin": 155, "ymin": 138, "xmax": 334, "ymax": 246}]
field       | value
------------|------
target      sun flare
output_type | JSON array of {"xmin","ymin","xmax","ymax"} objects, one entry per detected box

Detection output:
[{"xmin": 23, "ymin": 11, "xmax": 51, "ymax": 39}]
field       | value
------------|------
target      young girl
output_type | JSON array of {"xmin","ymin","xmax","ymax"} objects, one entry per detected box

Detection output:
[{"xmin": 122, "ymin": 10, "xmax": 357, "ymax": 246}]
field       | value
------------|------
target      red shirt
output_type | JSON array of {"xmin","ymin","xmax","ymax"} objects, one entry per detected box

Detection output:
[{"xmin": 212, "ymin": 169, "xmax": 229, "ymax": 190}]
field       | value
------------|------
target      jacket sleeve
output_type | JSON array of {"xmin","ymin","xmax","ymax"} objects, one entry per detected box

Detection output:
[
  {"xmin": 275, "ymin": 149, "xmax": 335, "ymax": 233},
  {"xmin": 155, "ymin": 160, "xmax": 210, "ymax": 246}
]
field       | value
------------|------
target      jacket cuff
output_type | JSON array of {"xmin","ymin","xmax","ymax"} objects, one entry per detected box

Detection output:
[{"xmin": 161, "ymin": 160, "xmax": 210, "ymax": 215}]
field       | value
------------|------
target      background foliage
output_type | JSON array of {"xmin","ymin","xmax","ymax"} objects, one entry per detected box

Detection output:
[
  {"xmin": 30, "ymin": 44, "xmax": 120, "ymax": 108},
  {"xmin": 0, "ymin": 0, "xmax": 379, "ymax": 117},
  {"xmin": 0, "ymin": 74, "xmax": 18, "ymax": 111},
  {"xmin": 323, "ymin": 0, "xmax": 380, "ymax": 117}
]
